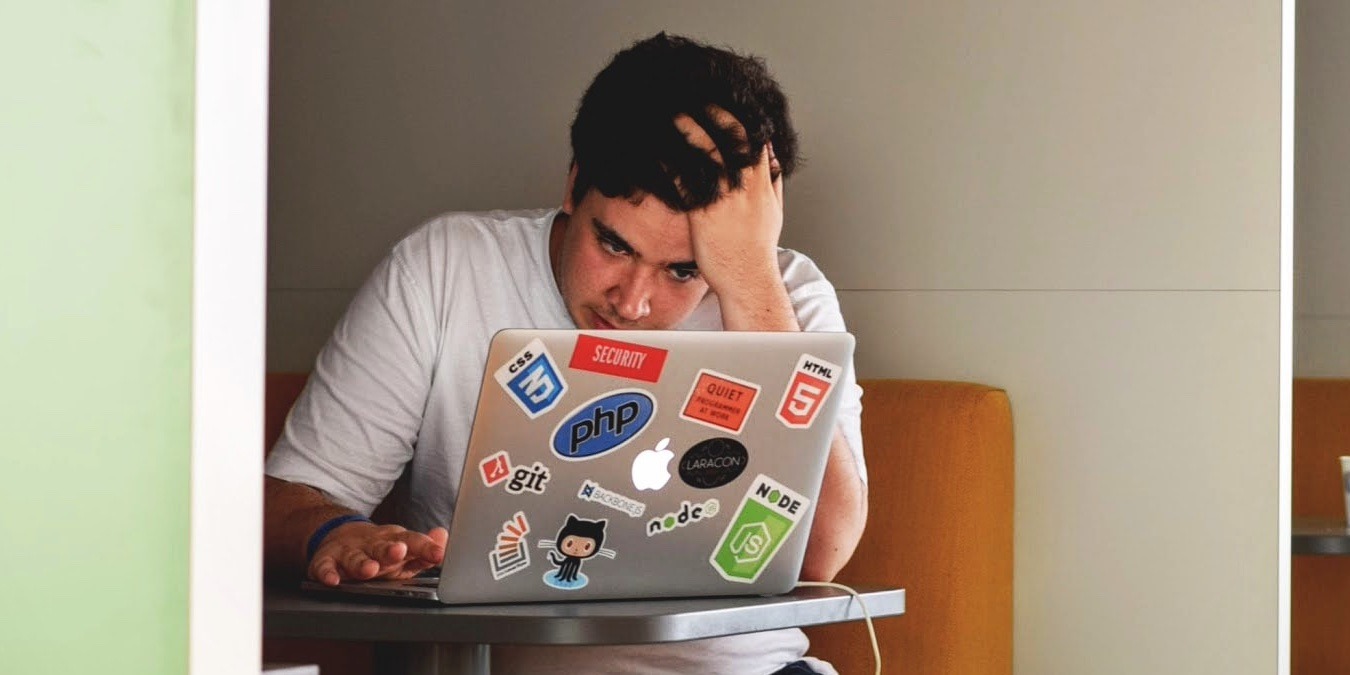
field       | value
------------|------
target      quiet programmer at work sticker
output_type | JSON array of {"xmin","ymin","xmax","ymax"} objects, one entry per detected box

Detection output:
[{"xmin": 679, "ymin": 369, "xmax": 760, "ymax": 434}]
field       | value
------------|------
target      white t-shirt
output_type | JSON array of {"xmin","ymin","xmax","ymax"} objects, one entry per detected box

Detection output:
[{"xmin": 266, "ymin": 208, "xmax": 865, "ymax": 675}]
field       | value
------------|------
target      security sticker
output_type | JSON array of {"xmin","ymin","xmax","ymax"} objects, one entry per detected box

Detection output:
[
  {"xmin": 504, "ymin": 461, "xmax": 551, "ymax": 495},
  {"xmin": 709, "ymin": 474, "xmax": 810, "ymax": 584},
  {"xmin": 679, "ymin": 369, "xmax": 761, "ymax": 434},
  {"xmin": 539, "ymin": 514, "xmax": 616, "ymax": 590},
  {"xmin": 774, "ymin": 354, "xmax": 842, "ymax": 429},
  {"xmin": 494, "ymin": 338, "xmax": 568, "ymax": 419},
  {"xmin": 479, "ymin": 450, "xmax": 513, "ymax": 487},
  {"xmin": 578, "ymin": 480, "xmax": 647, "ymax": 517},
  {"xmin": 569, "ymin": 334, "xmax": 668, "ymax": 383},
  {"xmin": 646, "ymin": 499, "xmax": 720, "ymax": 536},
  {"xmin": 489, "ymin": 511, "xmax": 531, "ymax": 580},
  {"xmin": 678, "ymin": 437, "xmax": 749, "ymax": 489}
]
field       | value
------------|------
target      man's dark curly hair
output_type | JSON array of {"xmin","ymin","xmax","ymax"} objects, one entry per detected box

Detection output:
[{"xmin": 569, "ymin": 32, "xmax": 799, "ymax": 212}]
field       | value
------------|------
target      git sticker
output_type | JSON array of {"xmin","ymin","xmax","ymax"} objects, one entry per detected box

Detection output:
[
  {"xmin": 709, "ymin": 474, "xmax": 810, "ymax": 584},
  {"xmin": 494, "ymin": 338, "xmax": 568, "ymax": 419},
  {"xmin": 679, "ymin": 369, "xmax": 760, "ymax": 434},
  {"xmin": 569, "ymin": 334, "xmax": 668, "ymax": 383},
  {"xmin": 479, "ymin": 451, "xmax": 513, "ymax": 487},
  {"xmin": 774, "ymin": 354, "xmax": 842, "ymax": 429},
  {"xmin": 489, "ymin": 511, "xmax": 531, "ymax": 580}
]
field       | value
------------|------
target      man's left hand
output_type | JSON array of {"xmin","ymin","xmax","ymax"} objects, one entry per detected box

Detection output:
[{"xmin": 674, "ymin": 108, "xmax": 785, "ymax": 302}]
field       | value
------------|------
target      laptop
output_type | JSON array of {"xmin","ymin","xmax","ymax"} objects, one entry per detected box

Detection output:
[{"xmin": 304, "ymin": 328, "xmax": 855, "ymax": 603}]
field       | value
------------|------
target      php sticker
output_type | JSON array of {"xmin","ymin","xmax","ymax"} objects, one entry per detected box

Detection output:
[
  {"xmin": 489, "ymin": 511, "xmax": 531, "ymax": 580},
  {"xmin": 494, "ymin": 338, "xmax": 568, "ymax": 419},
  {"xmin": 504, "ymin": 461, "xmax": 551, "ymax": 495},
  {"xmin": 775, "ymin": 354, "xmax": 842, "ymax": 429},
  {"xmin": 678, "ymin": 437, "xmax": 749, "ymax": 489},
  {"xmin": 479, "ymin": 450, "xmax": 513, "ymax": 488},
  {"xmin": 539, "ymin": 514, "xmax": 616, "ymax": 590},
  {"xmin": 577, "ymin": 480, "xmax": 647, "ymax": 518},
  {"xmin": 550, "ymin": 389, "xmax": 656, "ymax": 461},
  {"xmin": 569, "ymin": 334, "xmax": 668, "ymax": 383},
  {"xmin": 709, "ymin": 474, "xmax": 810, "ymax": 584},
  {"xmin": 646, "ymin": 499, "xmax": 720, "ymax": 536},
  {"xmin": 679, "ymin": 369, "xmax": 760, "ymax": 434}
]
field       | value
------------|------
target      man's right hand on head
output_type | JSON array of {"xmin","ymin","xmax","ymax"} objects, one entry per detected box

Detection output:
[{"xmin": 307, "ymin": 521, "xmax": 449, "ymax": 586}]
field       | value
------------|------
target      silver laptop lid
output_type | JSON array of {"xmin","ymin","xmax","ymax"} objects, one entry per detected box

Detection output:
[{"xmin": 439, "ymin": 329, "xmax": 855, "ymax": 604}]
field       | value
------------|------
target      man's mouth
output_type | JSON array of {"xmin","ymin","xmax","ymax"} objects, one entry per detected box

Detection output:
[{"xmin": 590, "ymin": 310, "xmax": 617, "ymax": 330}]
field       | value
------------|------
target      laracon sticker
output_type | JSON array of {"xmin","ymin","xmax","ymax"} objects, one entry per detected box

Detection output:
[
  {"xmin": 539, "ymin": 514, "xmax": 616, "ymax": 590},
  {"xmin": 646, "ymin": 499, "xmax": 720, "ymax": 536},
  {"xmin": 479, "ymin": 450, "xmax": 513, "ymax": 488},
  {"xmin": 504, "ymin": 461, "xmax": 551, "ymax": 495},
  {"xmin": 678, "ymin": 438, "xmax": 749, "ymax": 489},
  {"xmin": 679, "ymin": 369, "xmax": 761, "ymax": 434},
  {"xmin": 569, "ymin": 334, "xmax": 668, "ymax": 383},
  {"xmin": 550, "ymin": 389, "xmax": 656, "ymax": 461},
  {"xmin": 774, "ymin": 354, "xmax": 842, "ymax": 429},
  {"xmin": 489, "ymin": 511, "xmax": 531, "ymax": 580},
  {"xmin": 494, "ymin": 338, "xmax": 568, "ymax": 419},
  {"xmin": 630, "ymin": 437, "xmax": 674, "ymax": 491},
  {"xmin": 709, "ymin": 474, "xmax": 810, "ymax": 584},
  {"xmin": 578, "ymin": 480, "xmax": 647, "ymax": 517}
]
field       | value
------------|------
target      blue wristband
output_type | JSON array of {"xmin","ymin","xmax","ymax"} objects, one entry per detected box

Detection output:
[{"xmin": 306, "ymin": 514, "xmax": 373, "ymax": 563}]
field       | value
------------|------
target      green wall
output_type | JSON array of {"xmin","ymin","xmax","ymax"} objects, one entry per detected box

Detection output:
[{"xmin": 0, "ymin": 2, "xmax": 194, "ymax": 673}]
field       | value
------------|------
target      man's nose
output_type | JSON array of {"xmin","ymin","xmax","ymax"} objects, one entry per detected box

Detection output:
[{"xmin": 608, "ymin": 267, "xmax": 653, "ymax": 323}]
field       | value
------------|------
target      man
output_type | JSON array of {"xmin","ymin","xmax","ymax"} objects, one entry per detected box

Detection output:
[{"xmin": 265, "ymin": 33, "xmax": 868, "ymax": 674}]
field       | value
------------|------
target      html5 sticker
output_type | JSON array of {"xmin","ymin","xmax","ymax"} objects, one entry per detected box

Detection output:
[
  {"xmin": 774, "ymin": 354, "xmax": 842, "ymax": 429},
  {"xmin": 569, "ymin": 334, "xmax": 668, "ymax": 383},
  {"xmin": 680, "ymin": 369, "xmax": 761, "ymax": 435},
  {"xmin": 494, "ymin": 338, "xmax": 568, "ymax": 419}
]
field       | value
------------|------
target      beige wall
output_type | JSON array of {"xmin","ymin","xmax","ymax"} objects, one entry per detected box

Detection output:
[
  {"xmin": 1296, "ymin": 0, "xmax": 1350, "ymax": 376},
  {"xmin": 268, "ymin": 2, "xmax": 1283, "ymax": 672}
]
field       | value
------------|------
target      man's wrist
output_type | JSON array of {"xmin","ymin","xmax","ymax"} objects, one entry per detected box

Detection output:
[{"xmin": 305, "ymin": 513, "xmax": 372, "ymax": 562}]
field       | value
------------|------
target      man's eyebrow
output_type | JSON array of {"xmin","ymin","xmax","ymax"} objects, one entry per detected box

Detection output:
[
  {"xmin": 592, "ymin": 218, "xmax": 698, "ymax": 270},
  {"xmin": 592, "ymin": 219, "xmax": 635, "ymax": 254}
]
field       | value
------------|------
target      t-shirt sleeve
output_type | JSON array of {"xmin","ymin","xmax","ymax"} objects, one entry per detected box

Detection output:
[
  {"xmin": 265, "ymin": 252, "xmax": 438, "ymax": 515},
  {"xmin": 780, "ymin": 252, "xmax": 868, "ymax": 486}
]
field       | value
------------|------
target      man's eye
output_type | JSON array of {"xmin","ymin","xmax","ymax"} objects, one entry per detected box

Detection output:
[
  {"xmin": 668, "ymin": 268, "xmax": 700, "ymax": 282},
  {"xmin": 599, "ymin": 238, "xmax": 626, "ymax": 255}
]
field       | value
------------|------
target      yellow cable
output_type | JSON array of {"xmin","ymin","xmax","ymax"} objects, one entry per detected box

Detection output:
[{"xmin": 794, "ymin": 580, "xmax": 881, "ymax": 675}]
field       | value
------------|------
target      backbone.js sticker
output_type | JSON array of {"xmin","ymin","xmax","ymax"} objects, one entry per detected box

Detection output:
[{"xmin": 709, "ymin": 474, "xmax": 810, "ymax": 583}]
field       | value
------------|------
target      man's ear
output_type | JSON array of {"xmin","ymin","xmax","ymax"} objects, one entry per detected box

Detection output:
[{"xmin": 562, "ymin": 163, "xmax": 579, "ymax": 214}]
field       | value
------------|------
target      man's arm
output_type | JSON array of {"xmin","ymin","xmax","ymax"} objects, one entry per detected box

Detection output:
[
  {"xmin": 264, "ymin": 475, "xmax": 447, "ymax": 585},
  {"xmin": 676, "ymin": 110, "xmax": 869, "ymax": 581}
]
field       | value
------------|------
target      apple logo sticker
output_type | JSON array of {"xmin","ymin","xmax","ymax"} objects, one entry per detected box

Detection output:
[{"xmin": 631, "ymin": 437, "xmax": 674, "ymax": 491}]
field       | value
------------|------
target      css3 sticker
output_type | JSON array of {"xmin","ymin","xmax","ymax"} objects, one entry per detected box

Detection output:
[
  {"xmin": 494, "ymin": 338, "xmax": 568, "ymax": 419},
  {"xmin": 709, "ymin": 474, "xmax": 810, "ymax": 584},
  {"xmin": 775, "ymin": 354, "xmax": 841, "ymax": 429},
  {"xmin": 550, "ymin": 389, "xmax": 655, "ymax": 460}
]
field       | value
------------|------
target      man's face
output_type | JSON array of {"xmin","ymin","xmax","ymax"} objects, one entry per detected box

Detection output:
[{"xmin": 550, "ymin": 168, "xmax": 711, "ymax": 330}]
